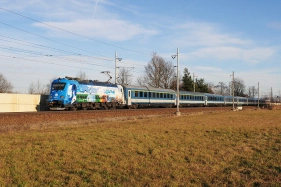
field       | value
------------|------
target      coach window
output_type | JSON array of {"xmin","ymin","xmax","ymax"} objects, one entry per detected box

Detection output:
[
  {"xmin": 144, "ymin": 92, "xmax": 147, "ymax": 98},
  {"xmin": 160, "ymin": 93, "xmax": 163, "ymax": 98},
  {"xmin": 153, "ymin": 92, "xmax": 156, "ymax": 98},
  {"xmin": 140, "ymin": 91, "xmax": 143, "ymax": 97},
  {"xmin": 135, "ymin": 91, "xmax": 138, "ymax": 97}
]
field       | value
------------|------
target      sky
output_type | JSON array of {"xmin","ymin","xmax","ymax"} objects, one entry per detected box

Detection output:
[{"xmin": 0, "ymin": 0, "xmax": 281, "ymax": 97}]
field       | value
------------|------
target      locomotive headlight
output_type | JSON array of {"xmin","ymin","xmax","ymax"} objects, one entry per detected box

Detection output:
[{"xmin": 60, "ymin": 96, "xmax": 65, "ymax": 98}]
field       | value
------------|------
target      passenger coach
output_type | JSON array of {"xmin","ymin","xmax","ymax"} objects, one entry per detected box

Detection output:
[
  {"xmin": 122, "ymin": 85, "xmax": 176, "ymax": 109},
  {"xmin": 179, "ymin": 91, "xmax": 205, "ymax": 107},
  {"xmin": 204, "ymin": 93, "xmax": 224, "ymax": 106}
]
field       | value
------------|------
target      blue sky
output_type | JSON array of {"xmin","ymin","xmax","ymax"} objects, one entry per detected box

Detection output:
[{"xmin": 0, "ymin": 0, "xmax": 281, "ymax": 97}]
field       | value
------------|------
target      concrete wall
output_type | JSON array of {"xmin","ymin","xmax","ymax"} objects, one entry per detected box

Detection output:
[{"xmin": 0, "ymin": 93, "xmax": 49, "ymax": 112}]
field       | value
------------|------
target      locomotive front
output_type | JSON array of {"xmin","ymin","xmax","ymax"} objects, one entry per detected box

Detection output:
[{"xmin": 47, "ymin": 78, "xmax": 77, "ymax": 110}]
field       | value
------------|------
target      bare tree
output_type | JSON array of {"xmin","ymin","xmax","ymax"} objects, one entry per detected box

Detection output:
[
  {"xmin": 117, "ymin": 68, "xmax": 133, "ymax": 85},
  {"xmin": 229, "ymin": 78, "xmax": 246, "ymax": 96},
  {"xmin": 136, "ymin": 76, "xmax": 146, "ymax": 87},
  {"xmin": 207, "ymin": 82, "xmax": 215, "ymax": 94},
  {"xmin": 28, "ymin": 80, "xmax": 49, "ymax": 94},
  {"xmin": 45, "ymin": 77, "xmax": 57, "ymax": 94},
  {"xmin": 214, "ymin": 82, "xmax": 228, "ymax": 95},
  {"xmin": 0, "ymin": 73, "xmax": 13, "ymax": 93},
  {"xmin": 247, "ymin": 86, "xmax": 257, "ymax": 98},
  {"xmin": 76, "ymin": 70, "xmax": 87, "ymax": 80},
  {"xmin": 139, "ymin": 52, "xmax": 176, "ymax": 89}
]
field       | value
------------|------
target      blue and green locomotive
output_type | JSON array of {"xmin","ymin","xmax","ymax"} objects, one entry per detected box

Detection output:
[
  {"xmin": 47, "ymin": 77, "xmax": 124, "ymax": 110},
  {"xmin": 47, "ymin": 77, "xmax": 265, "ymax": 110}
]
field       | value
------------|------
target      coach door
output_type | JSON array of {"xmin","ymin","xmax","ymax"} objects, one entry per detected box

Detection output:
[{"xmin": 127, "ymin": 90, "xmax": 131, "ymax": 105}]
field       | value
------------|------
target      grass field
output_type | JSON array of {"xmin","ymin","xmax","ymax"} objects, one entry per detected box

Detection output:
[{"xmin": 0, "ymin": 110, "xmax": 280, "ymax": 186}]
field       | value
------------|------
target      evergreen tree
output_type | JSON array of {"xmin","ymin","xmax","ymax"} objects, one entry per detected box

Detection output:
[
  {"xmin": 196, "ymin": 78, "xmax": 209, "ymax": 93},
  {"xmin": 181, "ymin": 68, "xmax": 193, "ymax": 91}
]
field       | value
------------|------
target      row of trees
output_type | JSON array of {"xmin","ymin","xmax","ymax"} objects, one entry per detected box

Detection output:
[
  {"xmin": 136, "ymin": 53, "xmax": 262, "ymax": 98},
  {"xmin": 0, "ymin": 53, "xmax": 259, "ymax": 98},
  {"xmin": 135, "ymin": 53, "xmax": 210, "ymax": 93}
]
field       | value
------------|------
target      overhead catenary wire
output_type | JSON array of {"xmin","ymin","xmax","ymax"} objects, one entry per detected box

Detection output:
[
  {"xmin": 0, "ymin": 54, "xmax": 113, "ymax": 72},
  {"xmin": 167, "ymin": 0, "xmax": 200, "ymax": 23},
  {"xmin": 0, "ymin": 5, "xmax": 233, "ymax": 87},
  {"xmin": 0, "ymin": 41, "xmax": 146, "ymax": 68},
  {"xmin": 1, "ymin": 6, "xmax": 225, "ymax": 80},
  {"xmin": 0, "ymin": 29, "xmax": 147, "ymax": 68},
  {"xmin": 0, "ymin": 34, "xmax": 113, "ymax": 61},
  {"xmin": 0, "ymin": 7, "xmax": 151, "ymax": 56},
  {"xmin": 0, "ymin": 21, "xmax": 118, "ymax": 61},
  {"xmin": 0, "ymin": 44, "xmax": 113, "ymax": 68}
]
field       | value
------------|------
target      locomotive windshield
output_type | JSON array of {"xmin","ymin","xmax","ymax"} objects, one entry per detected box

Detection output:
[{"xmin": 52, "ymin": 83, "xmax": 66, "ymax": 90}]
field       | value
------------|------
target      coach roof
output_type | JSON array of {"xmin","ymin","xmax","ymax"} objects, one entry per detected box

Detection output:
[{"xmin": 122, "ymin": 85, "xmax": 175, "ymax": 93}]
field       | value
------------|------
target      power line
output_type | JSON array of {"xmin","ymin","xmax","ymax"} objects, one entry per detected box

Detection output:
[
  {"xmin": 0, "ymin": 44, "xmax": 113, "ymax": 68},
  {"xmin": 0, "ymin": 23, "xmax": 149, "ymax": 69},
  {"xmin": 0, "ymin": 36, "xmax": 147, "ymax": 72},
  {"xmin": 167, "ymin": 0, "xmax": 200, "ymax": 23},
  {"xmin": 0, "ymin": 6, "xmax": 151, "ymax": 56},
  {"xmin": 0, "ymin": 34, "xmax": 148, "ymax": 69},
  {"xmin": 0, "ymin": 54, "xmax": 109, "ymax": 72},
  {"xmin": 0, "ymin": 34, "xmax": 113, "ymax": 61},
  {"xmin": 0, "ymin": 21, "xmax": 119, "ymax": 61}
]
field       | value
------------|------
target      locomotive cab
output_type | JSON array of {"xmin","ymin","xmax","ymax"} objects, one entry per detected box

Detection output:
[{"xmin": 47, "ymin": 78, "xmax": 78, "ymax": 110}]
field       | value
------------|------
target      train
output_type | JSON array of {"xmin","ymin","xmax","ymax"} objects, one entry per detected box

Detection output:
[{"xmin": 47, "ymin": 76, "xmax": 265, "ymax": 111}]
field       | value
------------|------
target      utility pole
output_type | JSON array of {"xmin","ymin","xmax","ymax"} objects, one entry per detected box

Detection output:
[
  {"xmin": 115, "ymin": 52, "xmax": 122, "ymax": 84},
  {"xmin": 219, "ymin": 82, "xmax": 223, "ymax": 95},
  {"xmin": 271, "ymin": 87, "xmax": 273, "ymax": 103},
  {"xmin": 258, "ymin": 82, "xmax": 260, "ymax": 108},
  {"xmin": 230, "ymin": 71, "xmax": 235, "ymax": 110},
  {"xmin": 193, "ymin": 73, "xmax": 197, "ymax": 92},
  {"xmin": 172, "ymin": 48, "xmax": 180, "ymax": 116}
]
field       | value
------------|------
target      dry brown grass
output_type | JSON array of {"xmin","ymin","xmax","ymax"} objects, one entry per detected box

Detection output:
[{"xmin": 0, "ymin": 110, "xmax": 280, "ymax": 186}]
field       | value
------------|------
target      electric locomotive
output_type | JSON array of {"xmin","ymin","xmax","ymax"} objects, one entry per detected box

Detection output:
[{"xmin": 47, "ymin": 77, "xmax": 124, "ymax": 110}]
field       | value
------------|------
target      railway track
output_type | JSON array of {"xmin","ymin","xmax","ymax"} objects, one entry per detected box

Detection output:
[{"xmin": 0, "ymin": 106, "xmax": 259, "ymax": 127}]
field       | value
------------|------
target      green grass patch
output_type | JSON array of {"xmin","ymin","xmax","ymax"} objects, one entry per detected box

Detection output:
[{"xmin": 0, "ymin": 110, "xmax": 281, "ymax": 186}]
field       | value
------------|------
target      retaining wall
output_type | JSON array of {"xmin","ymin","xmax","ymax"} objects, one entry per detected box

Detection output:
[{"xmin": 0, "ymin": 93, "xmax": 49, "ymax": 112}]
